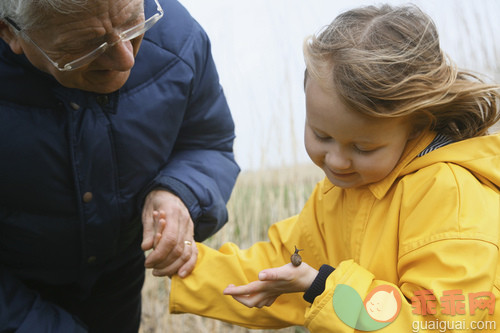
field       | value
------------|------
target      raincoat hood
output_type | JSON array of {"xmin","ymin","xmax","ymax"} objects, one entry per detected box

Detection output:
[
  {"xmin": 362, "ymin": 132, "xmax": 500, "ymax": 199},
  {"xmin": 404, "ymin": 133, "xmax": 500, "ymax": 189}
]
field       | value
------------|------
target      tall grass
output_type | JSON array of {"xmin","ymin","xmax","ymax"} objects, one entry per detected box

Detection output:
[{"xmin": 139, "ymin": 164, "xmax": 324, "ymax": 333}]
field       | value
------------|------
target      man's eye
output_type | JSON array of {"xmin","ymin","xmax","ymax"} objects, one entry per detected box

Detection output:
[
  {"xmin": 59, "ymin": 44, "xmax": 94, "ymax": 56},
  {"xmin": 60, "ymin": 36, "xmax": 107, "ymax": 54}
]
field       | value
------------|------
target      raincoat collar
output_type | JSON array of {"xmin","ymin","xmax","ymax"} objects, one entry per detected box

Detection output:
[
  {"xmin": 402, "ymin": 133, "xmax": 500, "ymax": 192},
  {"xmin": 368, "ymin": 131, "xmax": 436, "ymax": 199},
  {"xmin": 320, "ymin": 131, "xmax": 500, "ymax": 199},
  {"xmin": 321, "ymin": 132, "xmax": 436, "ymax": 197}
]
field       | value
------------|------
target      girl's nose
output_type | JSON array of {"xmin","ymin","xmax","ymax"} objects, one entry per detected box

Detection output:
[{"xmin": 325, "ymin": 147, "xmax": 352, "ymax": 171}]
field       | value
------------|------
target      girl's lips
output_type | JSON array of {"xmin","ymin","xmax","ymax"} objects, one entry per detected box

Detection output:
[{"xmin": 330, "ymin": 169, "xmax": 356, "ymax": 178}]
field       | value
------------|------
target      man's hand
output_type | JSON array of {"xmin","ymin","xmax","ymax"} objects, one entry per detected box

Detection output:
[
  {"xmin": 141, "ymin": 189, "xmax": 197, "ymax": 277},
  {"xmin": 223, "ymin": 262, "xmax": 318, "ymax": 308}
]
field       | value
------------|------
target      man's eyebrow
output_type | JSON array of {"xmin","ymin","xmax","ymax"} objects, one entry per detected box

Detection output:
[
  {"xmin": 122, "ymin": 9, "xmax": 142, "ymax": 27},
  {"xmin": 120, "ymin": 1, "xmax": 145, "ymax": 27},
  {"xmin": 72, "ymin": 3, "xmax": 144, "ymax": 45}
]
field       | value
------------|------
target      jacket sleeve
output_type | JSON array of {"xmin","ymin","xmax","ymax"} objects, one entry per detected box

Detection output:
[
  {"xmin": 171, "ymin": 164, "xmax": 500, "ymax": 332},
  {"xmin": 0, "ymin": 268, "xmax": 87, "ymax": 332},
  {"xmin": 169, "ymin": 180, "xmax": 333, "ymax": 329},
  {"xmin": 169, "ymin": 215, "xmax": 311, "ymax": 329},
  {"xmin": 141, "ymin": 20, "xmax": 240, "ymax": 242},
  {"xmin": 304, "ymin": 164, "xmax": 500, "ymax": 332}
]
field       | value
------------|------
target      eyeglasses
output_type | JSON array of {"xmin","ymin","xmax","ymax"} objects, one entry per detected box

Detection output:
[{"xmin": 4, "ymin": 0, "xmax": 163, "ymax": 71}]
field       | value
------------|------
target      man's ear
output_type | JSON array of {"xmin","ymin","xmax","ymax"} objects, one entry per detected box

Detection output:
[{"xmin": 0, "ymin": 21, "xmax": 24, "ymax": 55}]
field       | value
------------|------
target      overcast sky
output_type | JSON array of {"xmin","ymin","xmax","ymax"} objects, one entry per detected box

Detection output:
[{"xmin": 179, "ymin": 0, "xmax": 500, "ymax": 171}]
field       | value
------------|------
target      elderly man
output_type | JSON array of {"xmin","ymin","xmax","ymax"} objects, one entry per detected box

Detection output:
[{"xmin": 0, "ymin": 0, "xmax": 239, "ymax": 331}]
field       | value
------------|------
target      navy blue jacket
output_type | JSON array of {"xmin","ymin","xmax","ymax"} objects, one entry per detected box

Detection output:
[{"xmin": 0, "ymin": 0, "xmax": 239, "ymax": 331}]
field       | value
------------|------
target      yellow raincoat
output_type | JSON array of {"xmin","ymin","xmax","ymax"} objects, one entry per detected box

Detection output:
[{"xmin": 170, "ymin": 132, "xmax": 500, "ymax": 332}]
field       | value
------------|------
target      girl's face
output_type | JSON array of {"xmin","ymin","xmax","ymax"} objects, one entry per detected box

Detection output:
[{"xmin": 304, "ymin": 77, "xmax": 413, "ymax": 189}]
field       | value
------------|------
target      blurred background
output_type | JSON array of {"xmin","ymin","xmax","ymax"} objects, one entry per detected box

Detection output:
[
  {"xmin": 140, "ymin": 1, "xmax": 500, "ymax": 332},
  {"xmin": 180, "ymin": 0, "xmax": 500, "ymax": 171}
]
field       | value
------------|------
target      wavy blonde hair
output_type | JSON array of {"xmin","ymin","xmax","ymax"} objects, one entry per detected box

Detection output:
[{"xmin": 303, "ymin": 4, "xmax": 500, "ymax": 140}]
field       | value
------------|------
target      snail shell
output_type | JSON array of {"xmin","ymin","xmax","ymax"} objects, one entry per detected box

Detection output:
[{"xmin": 290, "ymin": 246, "xmax": 303, "ymax": 266}]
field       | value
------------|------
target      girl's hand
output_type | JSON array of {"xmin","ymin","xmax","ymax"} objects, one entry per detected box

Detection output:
[{"xmin": 223, "ymin": 262, "xmax": 318, "ymax": 308}]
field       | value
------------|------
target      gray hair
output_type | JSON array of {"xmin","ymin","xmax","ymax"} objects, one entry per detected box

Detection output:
[{"xmin": 0, "ymin": 0, "xmax": 88, "ymax": 31}]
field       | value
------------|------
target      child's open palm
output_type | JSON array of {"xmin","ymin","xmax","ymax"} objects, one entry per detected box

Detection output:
[{"xmin": 223, "ymin": 262, "xmax": 318, "ymax": 308}]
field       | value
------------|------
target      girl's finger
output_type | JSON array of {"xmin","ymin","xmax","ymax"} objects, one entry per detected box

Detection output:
[{"xmin": 177, "ymin": 241, "xmax": 197, "ymax": 278}]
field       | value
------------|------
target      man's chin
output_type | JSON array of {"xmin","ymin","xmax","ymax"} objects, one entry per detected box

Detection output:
[
  {"xmin": 86, "ymin": 71, "xmax": 130, "ymax": 93},
  {"xmin": 61, "ymin": 70, "xmax": 130, "ymax": 94}
]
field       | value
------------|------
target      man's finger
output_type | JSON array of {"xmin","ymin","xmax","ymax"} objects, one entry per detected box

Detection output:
[
  {"xmin": 141, "ymin": 214, "xmax": 155, "ymax": 251},
  {"xmin": 152, "ymin": 240, "xmax": 194, "ymax": 276}
]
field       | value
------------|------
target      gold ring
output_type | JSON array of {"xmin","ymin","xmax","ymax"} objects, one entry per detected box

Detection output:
[{"xmin": 184, "ymin": 240, "xmax": 192, "ymax": 246}]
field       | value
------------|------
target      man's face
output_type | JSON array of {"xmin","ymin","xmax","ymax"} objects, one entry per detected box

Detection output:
[{"xmin": 3, "ymin": 0, "xmax": 146, "ymax": 93}]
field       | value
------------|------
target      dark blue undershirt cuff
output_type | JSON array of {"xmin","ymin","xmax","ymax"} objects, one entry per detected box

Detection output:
[{"xmin": 303, "ymin": 264, "xmax": 335, "ymax": 304}]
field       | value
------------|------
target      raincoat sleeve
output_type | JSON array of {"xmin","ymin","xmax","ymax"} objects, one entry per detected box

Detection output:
[
  {"xmin": 0, "ymin": 267, "xmax": 86, "ymax": 332},
  {"xmin": 169, "ymin": 180, "xmax": 334, "ymax": 328},
  {"xmin": 140, "ymin": 20, "xmax": 239, "ymax": 242},
  {"xmin": 169, "ymin": 214, "xmax": 316, "ymax": 329},
  {"xmin": 171, "ymin": 163, "xmax": 499, "ymax": 332},
  {"xmin": 305, "ymin": 164, "xmax": 500, "ymax": 332}
]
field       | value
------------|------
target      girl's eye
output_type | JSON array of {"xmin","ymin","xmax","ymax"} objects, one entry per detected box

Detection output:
[
  {"xmin": 313, "ymin": 131, "xmax": 331, "ymax": 141},
  {"xmin": 354, "ymin": 146, "xmax": 375, "ymax": 154}
]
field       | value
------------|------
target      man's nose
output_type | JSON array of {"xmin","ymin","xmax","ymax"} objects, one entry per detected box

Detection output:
[{"xmin": 98, "ymin": 39, "xmax": 136, "ymax": 71}]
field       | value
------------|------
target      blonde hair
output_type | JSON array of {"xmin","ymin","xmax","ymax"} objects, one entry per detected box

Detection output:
[{"xmin": 303, "ymin": 4, "xmax": 500, "ymax": 140}]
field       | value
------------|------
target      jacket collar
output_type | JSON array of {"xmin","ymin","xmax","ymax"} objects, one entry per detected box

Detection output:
[
  {"xmin": 402, "ymin": 133, "xmax": 500, "ymax": 191},
  {"xmin": 320, "ymin": 132, "xmax": 437, "ymax": 198},
  {"xmin": 321, "ymin": 131, "xmax": 500, "ymax": 198},
  {"xmin": 52, "ymin": 84, "xmax": 120, "ymax": 114},
  {"xmin": 367, "ymin": 131, "xmax": 436, "ymax": 200}
]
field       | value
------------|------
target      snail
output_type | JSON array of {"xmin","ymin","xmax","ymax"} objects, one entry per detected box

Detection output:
[{"xmin": 290, "ymin": 246, "xmax": 303, "ymax": 266}]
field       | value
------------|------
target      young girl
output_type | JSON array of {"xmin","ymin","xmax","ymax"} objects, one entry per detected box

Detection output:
[{"xmin": 166, "ymin": 4, "xmax": 500, "ymax": 332}]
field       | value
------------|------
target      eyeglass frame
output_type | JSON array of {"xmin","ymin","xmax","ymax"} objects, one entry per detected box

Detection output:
[{"xmin": 3, "ymin": 0, "xmax": 164, "ymax": 71}]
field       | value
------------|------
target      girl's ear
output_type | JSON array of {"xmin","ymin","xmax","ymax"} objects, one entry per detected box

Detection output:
[{"xmin": 0, "ymin": 21, "xmax": 25, "ymax": 55}]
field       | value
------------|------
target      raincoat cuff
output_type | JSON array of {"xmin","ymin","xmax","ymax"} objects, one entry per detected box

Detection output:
[{"xmin": 303, "ymin": 264, "xmax": 335, "ymax": 303}]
